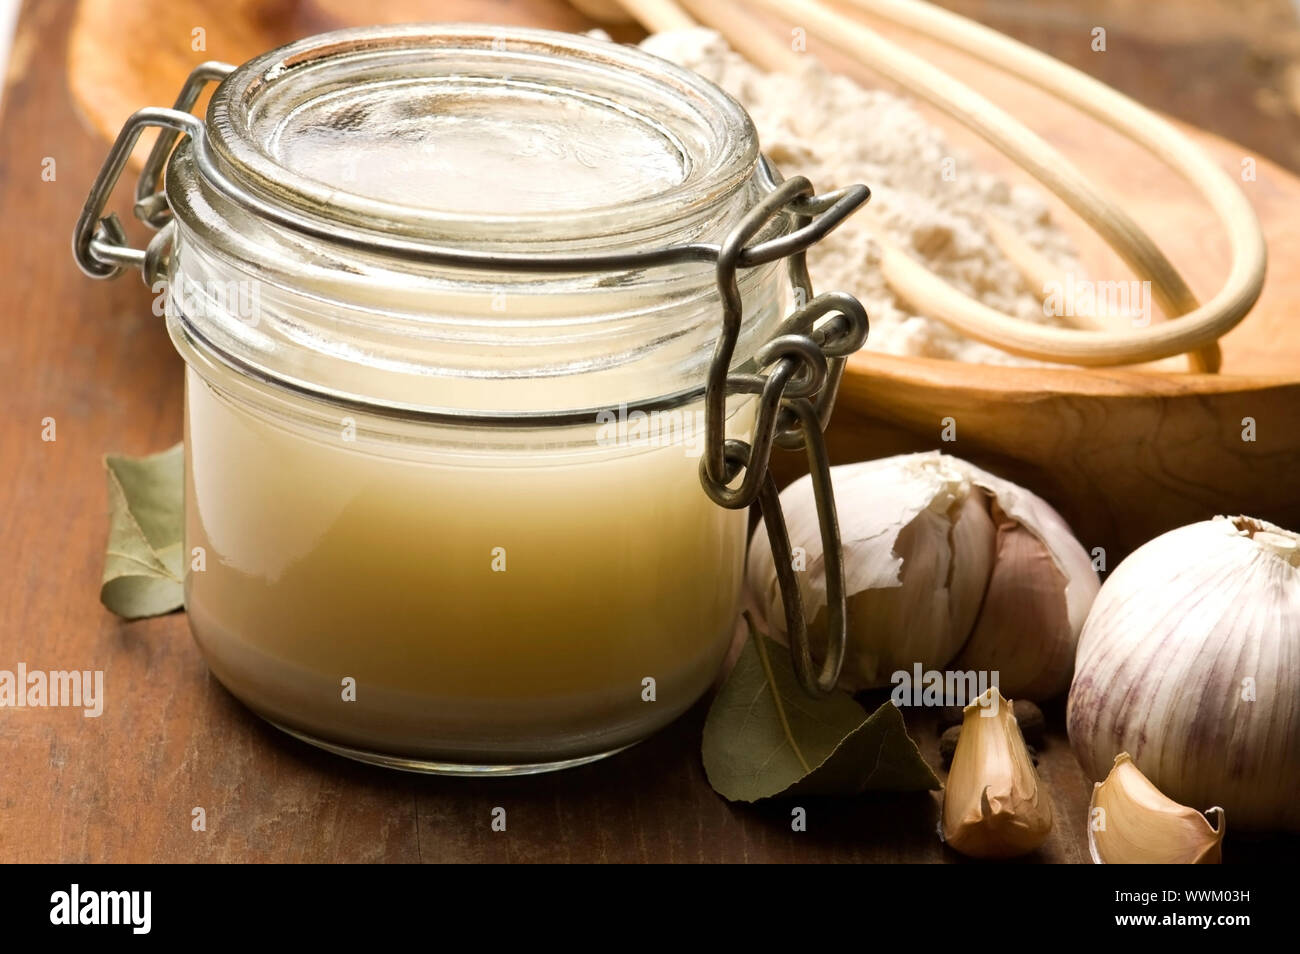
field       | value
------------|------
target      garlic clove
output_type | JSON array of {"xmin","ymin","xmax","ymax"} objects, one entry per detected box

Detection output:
[
  {"xmin": 950, "ymin": 500, "xmax": 1081, "ymax": 700},
  {"xmin": 946, "ymin": 490, "xmax": 997, "ymax": 657},
  {"xmin": 941, "ymin": 687, "xmax": 1053, "ymax": 859},
  {"xmin": 1088, "ymin": 753, "xmax": 1224, "ymax": 864},
  {"xmin": 952, "ymin": 467, "xmax": 1100, "ymax": 701},
  {"xmin": 749, "ymin": 452, "xmax": 995, "ymax": 690}
]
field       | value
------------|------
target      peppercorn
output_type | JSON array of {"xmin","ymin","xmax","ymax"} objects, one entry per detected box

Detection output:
[{"xmin": 1012, "ymin": 699, "xmax": 1045, "ymax": 747}]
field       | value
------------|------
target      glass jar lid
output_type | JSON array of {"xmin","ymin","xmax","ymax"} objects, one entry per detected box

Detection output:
[{"xmin": 205, "ymin": 24, "xmax": 760, "ymax": 249}]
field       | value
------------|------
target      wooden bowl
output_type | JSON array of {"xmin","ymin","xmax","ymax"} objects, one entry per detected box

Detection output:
[{"xmin": 68, "ymin": 0, "xmax": 1300, "ymax": 558}]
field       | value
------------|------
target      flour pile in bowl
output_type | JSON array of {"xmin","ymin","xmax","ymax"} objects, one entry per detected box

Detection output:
[{"xmin": 639, "ymin": 29, "xmax": 1082, "ymax": 365}]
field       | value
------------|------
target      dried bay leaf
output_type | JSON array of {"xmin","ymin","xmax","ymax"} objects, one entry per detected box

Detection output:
[
  {"xmin": 703, "ymin": 622, "xmax": 941, "ymax": 802},
  {"xmin": 101, "ymin": 443, "xmax": 185, "ymax": 619}
]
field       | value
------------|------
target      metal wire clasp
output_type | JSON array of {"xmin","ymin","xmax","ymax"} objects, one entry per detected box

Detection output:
[
  {"xmin": 72, "ymin": 62, "xmax": 233, "ymax": 285},
  {"xmin": 700, "ymin": 176, "xmax": 869, "ymax": 698}
]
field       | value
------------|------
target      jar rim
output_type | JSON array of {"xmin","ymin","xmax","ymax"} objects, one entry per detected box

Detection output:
[{"xmin": 204, "ymin": 23, "xmax": 761, "ymax": 248}]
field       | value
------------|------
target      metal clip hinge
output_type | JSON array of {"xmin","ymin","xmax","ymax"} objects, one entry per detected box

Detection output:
[{"xmin": 72, "ymin": 62, "xmax": 233, "ymax": 285}]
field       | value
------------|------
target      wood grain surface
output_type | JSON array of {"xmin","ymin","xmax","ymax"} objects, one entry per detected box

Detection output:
[{"xmin": 1, "ymin": 0, "xmax": 1294, "ymax": 863}]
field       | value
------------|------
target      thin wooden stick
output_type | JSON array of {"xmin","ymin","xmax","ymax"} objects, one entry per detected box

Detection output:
[
  {"xmin": 876, "ymin": 236, "xmax": 1213, "ymax": 366},
  {"xmin": 841, "ymin": 0, "xmax": 1268, "ymax": 368},
  {"xmin": 623, "ymin": 0, "xmax": 1218, "ymax": 368},
  {"xmin": 619, "ymin": 0, "xmax": 697, "ymax": 32},
  {"xmin": 596, "ymin": 0, "xmax": 1262, "ymax": 368},
  {"xmin": 678, "ymin": 0, "xmax": 806, "ymax": 74}
]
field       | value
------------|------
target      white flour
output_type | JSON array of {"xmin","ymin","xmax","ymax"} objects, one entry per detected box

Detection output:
[{"xmin": 639, "ymin": 29, "xmax": 1081, "ymax": 364}]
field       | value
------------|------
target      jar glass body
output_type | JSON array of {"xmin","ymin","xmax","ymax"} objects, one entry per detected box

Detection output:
[
  {"xmin": 155, "ymin": 24, "xmax": 788, "ymax": 772},
  {"xmin": 170, "ymin": 262, "xmax": 778, "ymax": 769}
]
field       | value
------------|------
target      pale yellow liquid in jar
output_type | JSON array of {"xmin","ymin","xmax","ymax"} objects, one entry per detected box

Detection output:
[{"xmin": 182, "ymin": 366, "xmax": 748, "ymax": 765}]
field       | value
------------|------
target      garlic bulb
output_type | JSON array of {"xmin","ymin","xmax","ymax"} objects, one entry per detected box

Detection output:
[
  {"xmin": 747, "ymin": 452, "xmax": 1098, "ymax": 695},
  {"xmin": 1089, "ymin": 753, "xmax": 1223, "ymax": 864},
  {"xmin": 942, "ymin": 687, "xmax": 1053, "ymax": 859},
  {"xmin": 1068, "ymin": 516, "xmax": 1300, "ymax": 831},
  {"xmin": 749, "ymin": 453, "xmax": 991, "ymax": 689}
]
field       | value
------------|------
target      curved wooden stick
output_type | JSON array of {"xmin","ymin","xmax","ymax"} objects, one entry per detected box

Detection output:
[
  {"xmin": 597, "ymin": 0, "xmax": 1265, "ymax": 368},
  {"xmin": 678, "ymin": 0, "xmax": 806, "ymax": 73},
  {"xmin": 632, "ymin": 0, "xmax": 1219, "ymax": 368},
  {"xmin": 841, "ymin": 0, "xmax": 1267, "ymax": 365},
  {"xmin": 744, "ymin": 0, "xmax": 1265, "ymax": 368},
  {"xmin": 615, "ymin": 0, "xmax": 697, "ymax": 31}
]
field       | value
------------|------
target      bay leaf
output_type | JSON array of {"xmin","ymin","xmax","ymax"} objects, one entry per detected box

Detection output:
[
  {"xmin": 703, "ymin": 622, "xmax": 941, "ymax": 802},
  {"xmin": 101, "ymin": 443, "xmax": 185, "ymax": 619}
]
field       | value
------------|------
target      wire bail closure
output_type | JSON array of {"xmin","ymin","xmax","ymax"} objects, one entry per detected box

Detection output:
[
  {"xmin": 72, "ymin": 61, "xmax": 870, "ymax": 699},
  {"xmin": 699, "ymin": 178, "xmax": 868, "ymax": 697}
]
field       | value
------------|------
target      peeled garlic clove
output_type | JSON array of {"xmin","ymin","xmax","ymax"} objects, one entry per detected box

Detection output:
[
  {"xmin": 1068, "ymin": 516, "xmax": 1300, "ymax": 831},
  {"xmin": 748, "ymin": 452, "xmax": 995, "ymax": 690},
  {"xmin": 1088, "ymin": 753, "xmax": 1224, "ymax": 864},
  {"xmin": 951, "ymin": 468, "xmax": 1100, "ymax": 701},
  {"xmin": 942, "ymin": 687, "xmax": 1053, "ymax": 859}
]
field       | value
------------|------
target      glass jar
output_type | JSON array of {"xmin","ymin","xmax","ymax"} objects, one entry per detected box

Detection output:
[{"xmin": 74, "ymin": 24, "xmax": 868, "ymax": 774}]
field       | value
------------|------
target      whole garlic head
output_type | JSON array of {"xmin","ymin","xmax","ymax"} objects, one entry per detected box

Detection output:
[
  {"xmin": 1068, "ymin": 516, "xmax": 1300, "ymax": 832},
  {"xmin": 747, "ymin": 452, "xmax": 1098, "ymax": 695}
]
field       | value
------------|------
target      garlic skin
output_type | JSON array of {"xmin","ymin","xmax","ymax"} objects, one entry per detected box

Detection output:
[
  {"xmin": 942, "ymin": 687, "xmax": 1053, "ymax": 859},
  {"xmin": 1089, "ymin": 753, "xmax": 1223, "ymax": 864},
  {"xmin": 748, "ymin": 453, "xmax": 995, "ymax": 690},
  {"xmin": 951, "ymin": 493, "xmax": 1100, "ymax": 700},
  {"xmin": 1068, "ymin": 516, "xmax": 1300, "ymax": 831},
  {"xmin": 748, "ymin": 451, "xmax": 1097, "ymax": 695}
]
